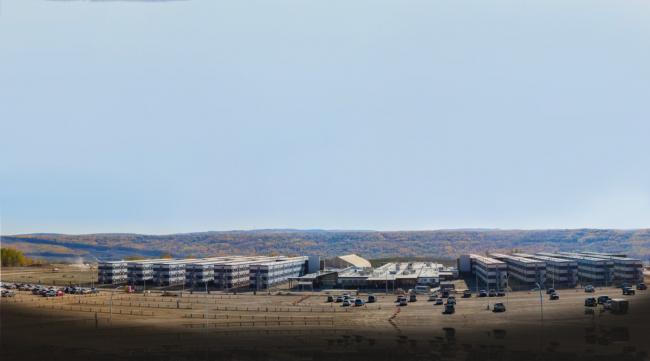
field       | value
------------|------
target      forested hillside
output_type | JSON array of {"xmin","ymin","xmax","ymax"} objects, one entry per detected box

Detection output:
[{"xmin": 3, "ymin": 229, "xmax": 650, "ymax": 262}]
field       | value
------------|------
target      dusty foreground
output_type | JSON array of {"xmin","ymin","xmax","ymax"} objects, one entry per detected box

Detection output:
[{"xmin": 2, "ymin": 286, "xmax": 650, "ymax": 360}]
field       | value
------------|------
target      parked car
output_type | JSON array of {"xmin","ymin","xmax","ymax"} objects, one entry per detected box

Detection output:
[
  {"xmin": 434, "ymin": 298, "xmax": 444, "ymax": 305},
  {"xmin": 597, "ymin": 295, "xmax": 611, "ymax": 305},
  {"xmin": 446, "ymin": 298, "xmax": 456, "ymax": 305},
  {"xmin": 584, "ymin": 297, "xmax": 597, "ymax": 307},
  {"xmin": 637, "ymin": 283, "xmax": 647, "ymax": 290},
  {"xmin": 584, "ymin": 285, "xmax": 595, "ymax": 293},
  {"xmin": 409, "ymin": 294, "xmax": 417, "ymax": 302},
  {"xmin": 479, "ymin": 290, "xmax": 487, "ymax": 297},
  {"xmin": 492, "ymin": 303, "xmax": 506, "ymax": 312},
  {"xmin": 549, "ymin": 293, "xmax": 559, "ymax": 300},
  {"xmin": 441, "ymin": 290, "xmax": 450, "ymax": 298},
  {"xmin": 56, "ymin": 290, "xmax": 64, "ymax": 297},
  {"xmin": 335, "ymin": 296, "xmax": 343, "ymax": 303},
  {"xmin": 488, "ymin": 289, "xmax": 497, "ymax": 297},
  {"xmin": 326, "ymin": 295, "xmax": 334, "ymax": 302},
  {"xmin": 341, "ymin": 300, "xmax": 352, "ymax": 307},
  {"xmin": 622, "ymin": 287, "xmax": 635, "ymax": 296},
  {"xmin": 603, "ymin": 300, "xmax": 613, "ymax": 310},
  {"xmin": 399, "ymin": 298, "xmax": 408, "ymax": 306},
  {"xmin": 546, "ymin": 288, "xmax": 556, "ymax": 295},
  {"xmin": 462, "ymin": 290, "xmax": 472, "ymax": 298},
  {"xmin": 443, "ymin": 303, "xmax": 455, "ymax": 314},
  {"xmin": 367, "ymin": 294, "xmax": 376, "ymax": 303},
  {"xmin": 44, "ymin": 290, "xmax": 56, "ymax": 297},
  {"xmin": 1, "ymin": 290, "xmax": 16, "ymax": 297},
  {"xmin": 497, "ymin": 290, "xmax": 506, "ymax": 297},
  {"xmin": 354, "ymin": 298, "xmax": 365, "ymax": 307}
]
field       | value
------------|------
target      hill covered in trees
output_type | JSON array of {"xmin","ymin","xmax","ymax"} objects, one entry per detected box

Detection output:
[{"xmin": 2, "ymin": 229, "xmax": 650, "ymax": 262}]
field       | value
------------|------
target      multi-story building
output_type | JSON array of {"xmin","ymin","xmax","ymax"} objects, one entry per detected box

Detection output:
[
  {"xmin": 127, "ymin": 259, "xmax": 169, "ymax": 284},
  {"xmin": 490, "ymin": 253, "xmax": 546, "ymax": 288},
  {"xmin": 572, "ymin": 252, "xmax": 643, "ymax": 284},
  {"xmin": 215, "ymin": 257, "xmax": 271, "ymax": 289},
  {"xmin": 153, "ymin": 260, "xmax": 188, "ymax": 286},
  {"xmin": 249, "ymin": 256, "xmax": 308, "ymax": 290},
  {"xmin": 97, "ymin": 261, "xmax": 128, "ymax": 284},
  {"xmin": 466, "ymin": 254, "xmax": 507, "ymax": 290},
  {"xmin": 514, "ymin": 253, "xmax": 578, "ymax": 288},
  {"xmin": 538, "ymin": 252, "xmax": 615, "ymax": 286}
]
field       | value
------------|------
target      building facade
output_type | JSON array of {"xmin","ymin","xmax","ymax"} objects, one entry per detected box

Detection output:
[{"xmin": 97, "ymin": 261, "xmax": 128, "ymax": 284}]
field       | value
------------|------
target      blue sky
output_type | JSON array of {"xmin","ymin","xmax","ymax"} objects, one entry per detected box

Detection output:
[{"xmin": 1, "ymin": 0, "xmax": 649, "ymax": 234}]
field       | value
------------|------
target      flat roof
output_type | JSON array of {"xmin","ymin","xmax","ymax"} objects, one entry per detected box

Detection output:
[
  {"xmin": 338, "ymin": 254, "xmax": 372, "ymax": 268},
  {"xmin": 490, "ymin": 253, "xmax": 545, "ymax": 265},
  {"xmin": 469, "ymin": 254, "xmax": 506, "ymax": 265},
  {"xmin": 514, "ymin": 253, "xmax": 577, "ymax": 264},
  {"xmin": 537, "ymin": 252, "xmax": 614, "ymax": 263}
]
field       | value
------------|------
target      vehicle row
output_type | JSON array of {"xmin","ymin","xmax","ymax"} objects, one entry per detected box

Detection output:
[{"xmin": 326, "ymin": 293, "xmax": 375, "ymax": 307}]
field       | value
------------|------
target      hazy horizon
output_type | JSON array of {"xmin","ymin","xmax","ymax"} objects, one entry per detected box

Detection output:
[
  {"xmin": 4, "ymin": 226, "xmax": 650, "ymax": 237},
  {"xmin": 2, "ymin": 0, "xmax": 650, "ymax": 234}
]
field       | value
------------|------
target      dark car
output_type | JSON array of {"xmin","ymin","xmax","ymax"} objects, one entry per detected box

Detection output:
[
  {"xmin": 637, "ymin": 283, "xmax": 647, "ymax": 290},
  {"xmin": 584, "ymin": 297, "xmax": 597, "ymax": 307},
  {"xmin": 488, "ymin": 289, "xmax": 497, "ymax": 297},
  {"xmin": 326, "ymin": 295, "xmax": 334, "ymax": 302},
  {"xmin": 549, "ymin": 293, "xmax": 559, "ymax": 300},
  {"xmin": 546, "ymin": 288, "xmax": 556, "ymax": 295},
  {"xmin": 584, "ymin": 285, "xmax": 595, "ymax": 293},
  {"xmin": 479, "ymin": 290, "xmax": 487, "ymax": 297},
  {"xmin": 497, "ymin": 290, "xmax": 506, "ymax": 297},
  {"xmin": 335, "ymin": 296, "xmax": 343, "ymax": 303},
  {"xmin": 354, "ymin": 298, "xmax": 365, "ymax": 307},
  {"xmin": 367, "ymin": 294, "xmax": 376, "ymax": 303},
  {"xmin": 409, "ymin": 294, "xmax": 417, "ymax": 302},
  {"xmin": 462, "ymin": 290, "xmax": 472, "ymax": 298},
  {"xmin": 597, "ymin": 295, "xmax": 611, "ymax": 305},
  {"xmin": 622, "ymin": 287, "xmax": 635, "ymax": 296},
  {"xmin": 492, "ymin": 303, "xmax": 506, "ymax": 312},
  {"xmin": 443, "ymin": 303, "xmax": 455, "ymax": 314}
]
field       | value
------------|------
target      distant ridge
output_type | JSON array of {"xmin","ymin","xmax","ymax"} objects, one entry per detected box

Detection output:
[{"xmin": 2, "ymin": 228, "xmax": 650, "ymax": 262}]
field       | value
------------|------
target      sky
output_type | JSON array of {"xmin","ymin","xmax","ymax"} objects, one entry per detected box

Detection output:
[{"xmin": 1, "ymin": 0, "xmax": 650, "ymax": 234}]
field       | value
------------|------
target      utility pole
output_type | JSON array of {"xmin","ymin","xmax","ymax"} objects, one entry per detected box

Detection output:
[{"xmin": 536, "ymin": 282, "xmax": 544, "ymax": 322}]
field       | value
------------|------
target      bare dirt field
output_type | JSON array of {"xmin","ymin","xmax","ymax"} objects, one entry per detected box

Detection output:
[
  {"xmin": 2, "ymin": 270, "xmax": 649, "ymax": 360},
  {"xmin": 0, "ymin": 264, "xmax": 97, "ymax": 287}
]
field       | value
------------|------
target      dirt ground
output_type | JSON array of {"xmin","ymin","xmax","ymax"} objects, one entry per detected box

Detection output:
[
  {"xmin": 0, "ymin": 264, "xmax": 97, "ymax": 287},
  {"xmin": 2, "ymin": 270, "xmax": 650, "ymax": 360}
]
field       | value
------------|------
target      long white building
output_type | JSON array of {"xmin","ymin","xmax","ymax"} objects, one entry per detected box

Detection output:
[
  {"xmin": 559, "ymin": 252, "xmax": 643, "ymax": 284},
  {"xmin": 514, "ymin": 253, "xmax": 578, "ymax": 288},
  {"xmin": 490, "ymin": 253, "xmax": 546, "ymax": 288},
  {"xmin": 153, "ymin": 260, "xmax": 189, "ymax": 286},
  {"xmin": 126, "ymin": 259, "xmax": 171, "ymax": 284},
  {"xmin": 460, "ymin": 254, "xmax": 507, "ymax": 290},
  {"xmin": 97, "ymin": 261, "xmax": 128, "ymax": 284},
  {"xmin": 249, "ymin": 256, "xmax": 308, "ymax": 290},
  {"xmin": 538, "ymin": 252, "xmax": 615, "ymax": 286}
]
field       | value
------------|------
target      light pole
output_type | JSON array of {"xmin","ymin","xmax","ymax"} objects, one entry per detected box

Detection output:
[
  {"xmin": 535, "ymin": 282, "xmax": 544, "ymax": 323},
  {"xmin": 505, "ymin": 273, "xmax": 509, "ymax": 309}
]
